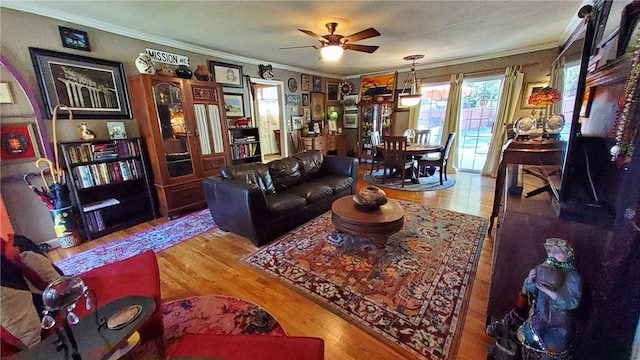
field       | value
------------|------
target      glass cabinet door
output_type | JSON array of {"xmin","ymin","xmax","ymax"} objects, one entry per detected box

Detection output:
[
  {"xmin": 194, "ymin": 104, "xmax": 224, "ymax": 156},
  {"xmin": 152, "ymin": 81, "xmax": 194, "ymax": 178}
]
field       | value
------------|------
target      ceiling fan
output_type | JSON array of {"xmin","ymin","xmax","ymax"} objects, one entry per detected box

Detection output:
[{"xmin": 281, "ymin": 22, "xmax": 380, "ymax": 60}]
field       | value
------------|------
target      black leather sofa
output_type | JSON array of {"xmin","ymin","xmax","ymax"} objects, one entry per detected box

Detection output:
[{"xmin": 203, "ymin": 150, "xmax": 358, "ymax": 246}]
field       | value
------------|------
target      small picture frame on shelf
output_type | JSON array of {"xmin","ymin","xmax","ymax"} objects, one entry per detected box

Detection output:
[{"xmin": 107, "ymin": 122, "xmax": 127, "ymax": 140}]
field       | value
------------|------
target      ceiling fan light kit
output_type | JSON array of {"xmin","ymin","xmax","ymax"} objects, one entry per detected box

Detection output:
[
  {"xmin": 399, "ymin": 54, "xmax": 424, "ymax": 107},
  {"xmin": 320, "ymin": 44, "xmax": 344, "ymax": 61},
  {"xmin": 289, "ymin": 22, "xmax": 380, "ymax": 61}
]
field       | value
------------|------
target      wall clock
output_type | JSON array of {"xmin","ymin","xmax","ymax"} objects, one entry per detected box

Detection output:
[
  {"xmin": 339, "ymin": 81, "xmax": 353, "ymax": 96},
  {"xmin": 288, "ymin": 78, "xmax": 298, "ymax": 93}
]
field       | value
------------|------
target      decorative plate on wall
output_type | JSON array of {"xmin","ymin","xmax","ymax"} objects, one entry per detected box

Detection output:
[
  {"xmin": 339, "ymin": 81, "xmax": 353, "ymax": 96},
  {"xmin": 288, "ymin": 77, "xmax": 298, "ymax": 93}
]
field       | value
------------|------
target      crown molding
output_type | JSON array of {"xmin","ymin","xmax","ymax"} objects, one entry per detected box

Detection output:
[{"xmin": 1, "ymin": 2, "xmax": 341, "ymax": 79}]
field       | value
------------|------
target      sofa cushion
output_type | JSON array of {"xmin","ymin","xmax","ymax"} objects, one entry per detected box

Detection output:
[
  {"xmin": 311, "ymin": 175, "xmax": 354, "ymax": 194},
  {"xmin": 285, "ymin": 182, "xmax": 333, "ymax": 204},
  {"xmin": 220, "ymin": 162, "xmax": 275, "ymax": 194},
  {"xmin": 268, "ymin": 157, "xmax": 303, "ymax": 191},
  {"xmin": 265, "ymin": 193, "xmax": 306, "ymax": 219},
  {"xmin": 293, "ymin": 150, "xmax": 324, "ymax": 181}
]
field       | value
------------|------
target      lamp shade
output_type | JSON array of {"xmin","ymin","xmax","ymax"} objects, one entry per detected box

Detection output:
[
  {"xmin": 320, "ymin": 45, "xmax": 343, "ymax": 61},
  {"xmin": 399, "ymin": 94, "xmax": 422, "ymax": 107}
]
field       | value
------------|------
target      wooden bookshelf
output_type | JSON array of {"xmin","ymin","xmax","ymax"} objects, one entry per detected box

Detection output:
[{"xmin": 59, "ymin": 138, "xmax": 157, "ymax": 240}]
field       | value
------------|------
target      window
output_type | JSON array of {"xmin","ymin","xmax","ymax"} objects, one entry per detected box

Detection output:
[
  {"xmin": 559, "ymin": 63, "xmax": 580, "ymax": 141},
  {"xmin": 416, "ymin": 82, "xmax": 450, "ymax": 145},
  {"xmin": 458, "ymin": 76, "xmax": 503, "ymax": 172}
]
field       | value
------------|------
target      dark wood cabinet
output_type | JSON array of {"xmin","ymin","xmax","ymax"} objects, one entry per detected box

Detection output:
[
  {"xmin": 59, "ymin": 138, "xmax": 156, "ymax": 240},
  {"xmin": 129, "ymin": 74, "xmax": 231, "ymax": 218}
]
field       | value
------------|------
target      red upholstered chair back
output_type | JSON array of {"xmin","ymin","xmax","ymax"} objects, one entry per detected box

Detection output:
[{"xmin": 77, "ymin": 250, "xmax": 163, "ymax": 346}]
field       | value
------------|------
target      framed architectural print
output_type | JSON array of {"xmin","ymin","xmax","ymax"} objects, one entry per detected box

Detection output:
[
  {"xmin": 209, "ymin": 61, "xmax": 243, "ymax": 88},
  {"xmin": 29, "ymin": 47, "xmax": 131, "ymax": 119}
]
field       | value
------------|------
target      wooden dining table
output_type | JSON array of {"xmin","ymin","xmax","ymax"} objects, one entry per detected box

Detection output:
[{"xmin": 375, "ymin": 143, "xmax": 444, "ymax": 182}]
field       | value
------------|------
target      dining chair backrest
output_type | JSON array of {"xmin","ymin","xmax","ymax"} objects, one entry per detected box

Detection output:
[
  {"xmin": 442, "ymin": 132, "xmax": 456, "ymax": 160},
  {"xmin": 415, "ymin": 129, "xmax": 431, "ymax": 145},
  {"xmin": 382, "ymin": 135, "xmax": 408, "ymax": 164},
  {"xmin": 403, "ymin": 129, "xmax": 416, "ymax": 143}
]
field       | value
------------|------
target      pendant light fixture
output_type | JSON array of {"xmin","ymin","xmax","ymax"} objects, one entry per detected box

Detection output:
[{"xmin": 398, "ymin": 54, "xmax": 424, "ymax": 107}]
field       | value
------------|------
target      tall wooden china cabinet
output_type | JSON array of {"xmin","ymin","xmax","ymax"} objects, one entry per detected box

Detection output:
[
  {"xmin": 129, "ymin": 75, "xmax": 231, "ymax": 218},
  {"xmin": 357, "ymin": 100, "xmax": 394, "ymax": 162}
]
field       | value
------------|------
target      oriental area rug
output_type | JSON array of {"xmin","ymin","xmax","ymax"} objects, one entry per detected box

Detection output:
[
  {"xmin": 162, "ymin": 295, "xmax": 286, "ymax": 352},
  {"xmin": 363, "ymin": 169, "xmax": 456, "ymax": 191},
  {"xmin": 242, "ymin": 201, "xmax": 487, "ymax": 359},
  {"xmin": 55, "ymin": 209, "xmax": 216, "ymax": 274}
]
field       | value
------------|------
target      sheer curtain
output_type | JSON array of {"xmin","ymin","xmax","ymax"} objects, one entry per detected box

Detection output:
[
  {"xmin": 481, "ymin": 66, "xmax": 524, "ymax": 176},
  {"xmin": 441, "ymin": 73, "xmax": 463, "ymax": 174},
  {"xmin": 549, "ymin": 56, "xmax": 565, "ymax": 116},
  {"xmin": 408, "ymin": 79, "xmax": 422, "ymax": 129}
]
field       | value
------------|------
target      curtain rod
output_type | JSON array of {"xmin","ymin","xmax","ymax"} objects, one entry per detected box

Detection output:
[{"xmin": 419, "ymin": 62, "xmax": 540, "ymax": 83}]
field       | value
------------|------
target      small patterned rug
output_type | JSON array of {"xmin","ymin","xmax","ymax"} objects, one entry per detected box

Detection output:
[
  {"xmin": 243, "ymin": 201, "xmax": 487, "ymax": 359},
  {"xmin": 162, "ymin": 295, "xmax": 286, "ymax": 352},
  {"xmin": 55, "ymin": 209, "xmax": 216, "ymax": 274},
  {"xmin": 363, "ymin": 169, "xmax": 456, "ymax": 191}
]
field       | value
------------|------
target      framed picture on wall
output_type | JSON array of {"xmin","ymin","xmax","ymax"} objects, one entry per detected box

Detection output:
[
  {"xmin": 310, "ymin": 92, "xmax": 325, "ymax": 121},
  {"xmin": 29, "ymin": 47, "xmax": 131, "ymax": 119},
  {"xmin": 292, "ymin": 115, "xmax": 304, "ymax": 130},
  {"xmin": 59, "ymin": 26, "xmax": 91, "ymax": 52},
  {"xmin": 223, "ymin": 93, "xmax": 245, "ymax": 117},
  {"xmin": 344, "ymin": 112, "xmax": 358, "ymax": 129},
  {"xmin": 0, "ymin": 123, "xmax": 41, "ymax": 163},
  {"xmin": 209, "ymin": 61, "xmax": 243, "ymax": 88},
  {"xmin": 301, "ymin": 74, "xmax": 310, "ymax": 91},
  {"xmin": 312, "ymin": 76, "xmax": 323, "ymax": 92},
  {"xmin": 327, "ymin": 82, "xmax": 339, "ymax": 103},
  {"xmin": 521, "ymin": 82, "xmax": 548, "ymax": 109},
  {"xmin": 360, "ymin": 72, "xmax": 397, "ymax": 102},
  {"xmin": 302, "ymin": 93, "xmax": 309, "ymax": 106}
]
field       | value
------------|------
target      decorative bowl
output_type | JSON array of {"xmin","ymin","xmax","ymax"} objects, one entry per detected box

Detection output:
[{"xmin": 354, "ymin": 186, "xmax": 387, "ymax": 208}]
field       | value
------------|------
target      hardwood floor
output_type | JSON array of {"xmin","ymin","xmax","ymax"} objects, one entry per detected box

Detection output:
[{"xmin": 49, "ymin": 166, "xmax": 496, "ymax": 359}]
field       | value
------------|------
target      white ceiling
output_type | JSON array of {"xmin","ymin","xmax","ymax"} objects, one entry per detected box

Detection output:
[{"xmin": 2, "ymin": 1, "xmax": 623, "ymax": 78}]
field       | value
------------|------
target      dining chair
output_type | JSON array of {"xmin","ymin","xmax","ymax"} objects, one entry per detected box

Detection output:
[
  {"xmin": 403, "ymin": 128, "xmax": 416, "ymax": 143},
  {"xmin": 417, "ymin": 132, "xmax": 456, "ymax": 185},
  {"xmin": 369, "ymin": 131, "xmax": 384, "ymax": 175},
  {"xmin": 415, "ymin": 129, "xmax": 431, "ymax": 145},
  {"xmin": 382, "ymin": 135, "xmax": 416, "ymax": 187}
]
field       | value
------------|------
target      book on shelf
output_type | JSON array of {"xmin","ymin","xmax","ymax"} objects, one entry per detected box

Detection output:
[{"xmin": 65, "ymin": 139, "xmax": 140, "ymax": 164}]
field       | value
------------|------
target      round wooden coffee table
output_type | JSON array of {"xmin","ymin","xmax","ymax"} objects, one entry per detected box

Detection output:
[{"xmin": 331, "ymin": 195, "xmax": 405, "ymax": 248}]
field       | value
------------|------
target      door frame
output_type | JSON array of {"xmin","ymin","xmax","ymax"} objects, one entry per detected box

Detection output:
[{"xmin": 248, "ymin": 78, "xmax": 288, "ymax": 157}]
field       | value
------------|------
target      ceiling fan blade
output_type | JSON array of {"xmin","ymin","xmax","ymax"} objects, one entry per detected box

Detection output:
[
  {"xmin": 279, "ymin": 45, "xmax": 315, "ymax": 50},
  {"xmin": 341, "ymin": 28, "xmax": 380, "ymax": 43},
  {"xmin": 343, "ymin": 43, "xmax": 379, "ymax": 53},
  {"xmin": 298, "ymin": 29, "xmax": 327, "ymax": 43}
]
